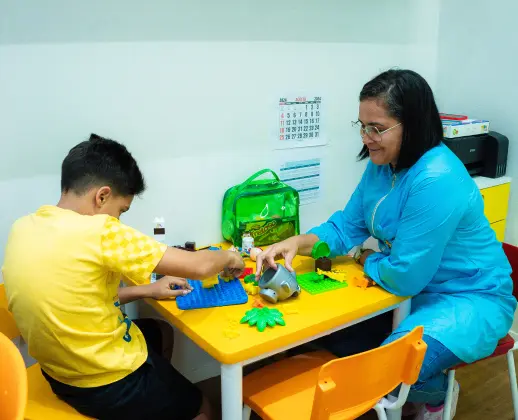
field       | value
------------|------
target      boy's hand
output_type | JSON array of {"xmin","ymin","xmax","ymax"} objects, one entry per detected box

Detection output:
[
  {"xmin": 224, "ymin": 251, "xmax": 246, "ymax": 278},
  {"xmin": 148, "ymin": 276, "xmax": 193, "ymax": 300}
]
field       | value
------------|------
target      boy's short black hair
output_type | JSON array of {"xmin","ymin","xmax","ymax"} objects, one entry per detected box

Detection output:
[
  {"xmin": 61, "ymin": 134, "xmax": 145, "ymax": 196},
  {"xmin": 357, "ymin": 69, "xmax": 443, "ymax": 171}
]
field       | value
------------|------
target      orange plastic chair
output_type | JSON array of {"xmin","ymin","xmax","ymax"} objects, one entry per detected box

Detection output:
[
  {"xmin": 243, "ymin": 326, "xmax": 427, "ymax": 420},
  {"xmin": 0, "ymin": 284, "xmax": 92, "ymax": 420},
  {"xmin": 0, "ymin": 332, "xmax": 27, "ymax": 420}
]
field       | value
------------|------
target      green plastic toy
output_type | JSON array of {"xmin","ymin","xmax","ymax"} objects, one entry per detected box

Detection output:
[
  {"xmin": 240, "ymin": 307, "xmax": 286, "ymax": 332},
  {"xmin": 297, "ymin": 271, "xmax": 348, "ymax": 295},
  {"xmin": 311, "ymin": 241, "xmax": 331, "ymax": 260},
  {"xmin": 244, "ymin": 274, "xmax": 258, "ymax": 286}
]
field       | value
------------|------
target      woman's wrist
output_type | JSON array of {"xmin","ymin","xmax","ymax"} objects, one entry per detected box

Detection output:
[
  {"xmin": 358, "ymin": 249, "xmax": 375, "ymax": 266},
  {"xmin": 293, "ymin": 234, "xmax": 320, "ymax": 256}
]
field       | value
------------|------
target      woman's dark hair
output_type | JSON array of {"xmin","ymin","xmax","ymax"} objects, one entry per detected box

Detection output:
[{"xmin": 357, "ymin": 69, "xmax": 443, "ymax": 170}]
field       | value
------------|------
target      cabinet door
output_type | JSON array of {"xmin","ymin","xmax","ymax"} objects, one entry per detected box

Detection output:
[
  {"xmin": 480, "ymin": 183, "xmax": 511, "ymax": 224},
  {"xmin": 491, "ymin": 220, "xmax": 506, "ymax": 242}
]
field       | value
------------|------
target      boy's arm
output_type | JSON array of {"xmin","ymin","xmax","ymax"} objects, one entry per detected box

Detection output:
[
  {"xmin": 101, "ymin": 218, "xmax": 245, "ymax": 287},
  {"xmin": 118, "ymin": 276, "xmax": 192, "ymax": 304},
  {"xmin": 154, "ymin": 248, "xmax": 245, "ymax": 280}
]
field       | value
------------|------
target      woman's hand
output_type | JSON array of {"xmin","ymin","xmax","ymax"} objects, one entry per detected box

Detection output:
[
  {"xmin": 358, "ymin": 249, "xmax": 375, "ymax": 266},
  {"xmin": 255, "ymin": 237, "xmax": 300, "ymax": 278},
  {"xmin": 148, "ymin": 276, "xmax": 193, "ymax": 300}
]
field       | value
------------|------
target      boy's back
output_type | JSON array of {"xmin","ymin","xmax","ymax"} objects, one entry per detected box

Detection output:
[
  {"xmin": 3, "ymin": 205, "xmax": 166, "ymax": 387},
  {"xmin": 1, "ymin": 134, "xmax": 244, "ymax": 419}
]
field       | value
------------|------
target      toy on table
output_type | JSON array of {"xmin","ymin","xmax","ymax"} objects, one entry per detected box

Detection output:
[
  {"xmin": 244, "ymin": 283, "xmax": 260, "ymax": 295},
  {"xmin": 249, "ymin": 247, "xmax": 263, "ymax": 262},
  {"xmin": 296, "ymin": 271, "xmax": 348, "ymax": 295},
  {"xmin": 316, "ymin": 268, "xmax": 348, "ymax": 283},
  {"xmin": 228, "ymin": 245, "xmax": 250, "ymax": 259},
  {"xmin": 350, "ymin": 276, "xmax": 376, "ymax": 289},
  {"xmin": 252, "ymin": 297, "xmax": 265, "ymax": 308},
  {"xmin": 223, "ymin": 318, "xmax": 241, "ymax": 339},
  {"xmin": 315, "ymin": 257, "xmax": 332, "ymax": 271},
  {"xmin": 258, "ymin": 264, "xmax": 301, "ymax": 304},
  {"xmin": 176, "ymin": 277, "xmax": 248, "ymax": 310},
  {"xmin": 202, "ymin": 275, "xmax": 220, "ymax": 289},
  {"xmin": 240, "ymin": 307, "xmax": 285, "ymax": 332},
  {"xmin": 243, "ymin": 273, "xmax": 260, "ymax": 295},
  {"xmin": 239, "ymin": 267, "xmax": 254, "ymax": 279},
  {"xmin": 312, "ymin": 241, "xmax": 332, "ymax": 272}
]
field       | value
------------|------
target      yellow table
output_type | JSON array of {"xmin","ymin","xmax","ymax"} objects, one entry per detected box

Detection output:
[{"xmin": 125, "ymin": 255, "xmax": 410, "ymax": 420}]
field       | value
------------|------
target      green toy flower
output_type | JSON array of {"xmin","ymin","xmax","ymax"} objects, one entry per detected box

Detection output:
[{"xmin": 240, "ymin": 307, "xmax": 286, "ymax": 332}]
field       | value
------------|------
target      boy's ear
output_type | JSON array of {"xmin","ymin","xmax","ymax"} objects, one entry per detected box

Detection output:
[{"xmin": 95, "ymin": 186, "xmax": 112, "ymax": 208}]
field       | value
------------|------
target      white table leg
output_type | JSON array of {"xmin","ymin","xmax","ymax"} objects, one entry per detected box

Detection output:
[
  {"xmin": 392, "ymin": 299, "xmax": 411, "ymax": 330},
  {"xmin": 221, "ymin": 363, "xmax": 243, "ymax": 420}
]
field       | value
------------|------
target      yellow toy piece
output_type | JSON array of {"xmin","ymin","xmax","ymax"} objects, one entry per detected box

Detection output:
[
  {"xmin": 223, "ymin": 329, "xmax": 240, "ymax": 339},
  {"xmin": 244, "ymin": 283, "xmax": 260, "ymax": 295},
  {"xmin": 316, "ymin": 268, "xmax": 348, "ymax": 283},
  {"xmin": 202, "ymin": 275, "xmax": 219, "ymax": 289}
]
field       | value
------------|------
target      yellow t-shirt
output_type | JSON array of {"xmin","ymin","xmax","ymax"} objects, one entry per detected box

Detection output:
[{"xmin": 1, "ymin": 205, "xmax": 167, "ymax": 388}]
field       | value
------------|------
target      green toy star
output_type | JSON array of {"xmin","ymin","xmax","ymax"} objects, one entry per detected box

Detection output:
[{"xmin": 240, "ymin": 307, "xmax": 286, "ymax": 332}]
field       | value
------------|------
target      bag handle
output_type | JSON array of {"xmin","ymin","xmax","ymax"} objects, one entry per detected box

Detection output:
[{"xmin": 238, "ymin": 169, "xmax": 280, "ymax": 191}]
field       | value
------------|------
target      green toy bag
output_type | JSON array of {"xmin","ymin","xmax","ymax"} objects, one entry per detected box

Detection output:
[{"xmin": 222, "ymin": 169, "xmax": 300, "ymax": 247}]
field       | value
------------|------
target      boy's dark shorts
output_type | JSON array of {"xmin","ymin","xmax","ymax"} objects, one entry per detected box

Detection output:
[{"xmin": 42, "ymin": 319, "xmax": 203, "ymax": 420}]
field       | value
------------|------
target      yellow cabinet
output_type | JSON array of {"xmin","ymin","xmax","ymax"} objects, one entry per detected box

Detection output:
[
  {"xmin": 480, "ymin": 183, "xmax": 511, "ymax": 224},
  {"xmin": 491, "ymin": 220, "xmax": 507, "ymax": 242},
  {"xmin": 479, "ymin": 182, "xmax": 511, "ymax": 241}
]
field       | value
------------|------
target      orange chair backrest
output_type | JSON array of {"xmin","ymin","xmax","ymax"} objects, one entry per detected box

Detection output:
[
  {"xmin": 311, "ymin": 326, "xmax": 427, "ymax": 420},
  {"xmin": 0, "ymin": 284, "xmax": 20, "ymax": 340},
  {"xmin": 0, "ymin": 332, "xmax": 27, "ymax": 420}
]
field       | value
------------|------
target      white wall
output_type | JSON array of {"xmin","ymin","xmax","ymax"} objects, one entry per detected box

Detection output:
[
  {"xmin": 0, "ymin": 0, "xmax": 441, "ymax": 262},
  {"xmin": 0, "ymin": 0, "xmax": 441, "ymax": 380},
  {"xmin": 435, "ymin": 0, "xmax": 518, "ymax": 245}
]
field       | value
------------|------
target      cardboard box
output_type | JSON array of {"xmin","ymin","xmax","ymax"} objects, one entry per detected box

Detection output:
[{"xmin": 442, "ymin": 119, "xmax": 490, "ymax": 138}]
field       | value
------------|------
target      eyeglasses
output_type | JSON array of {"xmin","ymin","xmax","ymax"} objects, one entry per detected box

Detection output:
[{"xmin": 351, "ymin": 120, "xmax": 401, "ymax": 143}]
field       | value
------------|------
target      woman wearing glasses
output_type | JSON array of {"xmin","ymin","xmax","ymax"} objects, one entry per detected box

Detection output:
[{"xmin": 256, "ymin": 69, "xmax": 516, "ymax": 419}]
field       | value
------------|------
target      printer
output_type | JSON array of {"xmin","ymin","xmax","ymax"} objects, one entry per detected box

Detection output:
[{"xmin": 443, "ymin": 131, "xmax": 509, "ymax": 178}]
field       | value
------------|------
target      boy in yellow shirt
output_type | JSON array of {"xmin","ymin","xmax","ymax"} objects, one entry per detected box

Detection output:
[{"xmin": 2, "ymin": 134, "xmax": 245, "ymax": 420}]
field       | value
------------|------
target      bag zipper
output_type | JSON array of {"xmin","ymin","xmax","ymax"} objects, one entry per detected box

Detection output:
[{"xmin": 370, "ymin": 173, "xmax": 397, "ymax": 237}]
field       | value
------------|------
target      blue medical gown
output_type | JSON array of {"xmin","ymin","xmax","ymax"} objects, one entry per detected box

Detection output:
[{"xmin": 308, "ymin": 143, "xmax": 516, "ymax": 363}]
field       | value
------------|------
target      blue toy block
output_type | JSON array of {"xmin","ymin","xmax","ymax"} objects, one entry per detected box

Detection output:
[{"xmin": 176, "ymin": 276, "xmax": 248, "ymax": 310}]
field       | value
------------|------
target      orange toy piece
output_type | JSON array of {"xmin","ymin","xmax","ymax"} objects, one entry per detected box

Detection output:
[
  {"xmin": 0, "ymin": 284, "xmax": 92, "ymax": 419},
  {"xmin": 350, "ymin": 276, "xmax": 376, "ymax": 289},
  {"xmin": 243, "ymin": 327, "xmax": 426, "ymax": 420},
  {"xmin": 252, "ymin": 298, "xmax": 265, "ymax": 308}
]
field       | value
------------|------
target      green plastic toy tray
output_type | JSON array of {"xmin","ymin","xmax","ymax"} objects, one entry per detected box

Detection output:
[{"xmin": 296, "ymin": 272, "xmax": 348, "ymax": 295}]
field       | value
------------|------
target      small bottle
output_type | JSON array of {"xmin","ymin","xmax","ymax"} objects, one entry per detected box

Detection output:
[
  {"xmin": 242, "ymin": 231, "xmax": 254, "ymax": 254},
  {"xmin": 151, "ymin": 217, "xmax": 166, "ymax": 283}
]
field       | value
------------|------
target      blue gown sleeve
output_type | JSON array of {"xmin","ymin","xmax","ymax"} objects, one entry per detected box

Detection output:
[
  {"xmin": 307, "ymin": 169, "xmax": 370, "ymax": 257},
  {"xmin": 363, "ymin": 172, "xmax": 468, "ymax": 296}
]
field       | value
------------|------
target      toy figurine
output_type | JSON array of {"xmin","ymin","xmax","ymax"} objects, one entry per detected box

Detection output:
[{"xmin": 315, "ymin": 257, "xmax": 332, "ymax": 271}]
